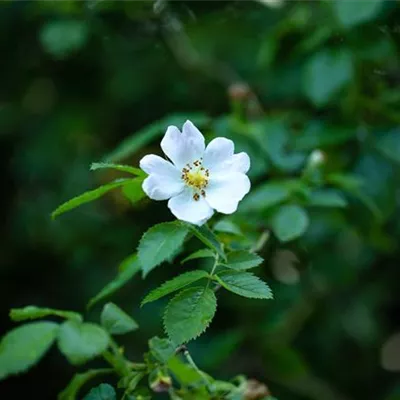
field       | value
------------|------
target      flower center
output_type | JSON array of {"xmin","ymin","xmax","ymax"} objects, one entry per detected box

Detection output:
[{"xmin": 181, "ymin": 160, "xmax": 209, "ymax": 201}]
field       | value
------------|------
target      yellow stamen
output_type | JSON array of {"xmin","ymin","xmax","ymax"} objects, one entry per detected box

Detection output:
[
  {"xmin": 182, "ymin": 160, "xmax": 209, "ymax": 191},
  {"xmin": 186, "ymin": 170, "xmax": 207, "ymax": 189}
]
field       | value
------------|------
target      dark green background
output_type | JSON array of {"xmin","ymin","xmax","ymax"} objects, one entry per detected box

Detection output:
[{"xmin": 1, "ymin": 1, "xmax": 400, "ymax": 399}]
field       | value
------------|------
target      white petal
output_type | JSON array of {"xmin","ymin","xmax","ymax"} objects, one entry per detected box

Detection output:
[
  {"xmin": 205, "ymin": 173, "xmax": 251, "ymax": 214},
  {"xmin": 229, "ymin": 152, "xmax": 250, "ymax": 174},
  {"xmin": 161, "ymin": 121, "xmax": 205, "ymax": 169},
  {"xmin": 168, "ymin": 188, "xmax": 214, "ymax": 225},
  {"xmin": 142, "ymin": 175, "xmax": 184, "ymax": 201},
  {"xmin": 140, "ymin": 154, "xmax": 179, "ymax": 176},
  {"xmin": 209, "ymin": 151, "xmax": 251, "ymax": 175},
  {"xmin": 203, "ymin": 137, "xmax": 234, "ymax": 172}
]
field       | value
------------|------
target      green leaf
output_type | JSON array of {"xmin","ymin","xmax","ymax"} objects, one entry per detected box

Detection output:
[
  {"xmin": 58, "ymin": 369, "xmax": 113, "ymax": 400},
  {"xmin": 164, "ymin": 287, "xmax": 217, "ymax": 345},
  {"xmin": 308, "ymin": 189, "xmax": 347, "ymax": 208},
  {"xmin": 0, "ymin": 322, "xmax": 59, "ymax": 380},
  {"xmin": 119, "ymin": 372, "xmax": 145, "ymax": 393},
  {"xmin": 215, "ymin": 271, "xmax": 272, "ymax": 299},
  {"xmin": 105, "ymin": 113, "xmax": 209, "ymax": 162},
  {"xmin": 57, "ymin": 321, "xmax": 109, "ymax": 365},
  {"xmin": 40, "ymin": 20, "xmax": 88, "ymax": 59},
  {"xmin": 142, "ymin": 270, "xmax": 209, "ymax": 305},
  {"xmin": 83, "ymin": 383, "xmax": 116, "ymax": 400},
  {"xmin": 251, "ymin": 119, "xmax": 306, "ymax": 172},
  {"xmin": 88, "ymin": 254, "xmax": 141, "ymax": 309},
  {"xmin": 224, "ymin": 250, "xmax": 263, "ymax": 271},
  {"xmin": 52, "ymin": 179, "xmax": 129, "ymax": 219},
  {"xmin": 90, "ymin": 162, "xmax": 145, "ymax": 177},
  {"xmin": 271, "ymin": 205, "xmax": 309, "ymax": 242},
  {"xmin": 181, "ymin": 249, "xmax": 215, "ymax": 264},
  {"xmin": 376, "ymin": 129, "xmax": 400, "ymax": 165},
  {"xmin": 293, "ymin": 122, "xmax": 355, "ymax": 151},
  {"xmin": 122, "ymin": 179, "xmax": 146, "ymax": 205},
  {"xmin": 138, "ymin": 222, "xmax": 190, "ymax": 277},
  {"xmin": 187, "ymin": 224, "xmax": 226, "ymax": 261},
  {"xmin": 331, "ymin": 0, "xmax": 383, "ymax": 28},
  {"xmin": 303, "ymin": 49, "xmax": 353, "ymax": 107},
  {"xmin": 213, "ymin": 220, "xmax": 243, "ymax": 236},
  {"xmin": 100, "ymin": 303, "xmax": 138, "ymax": 335},
  {"xmin": 239, "ymin": 181, "xmax": 291, "ymax": 212},
  {"xmin": 148, "ymin": 337, "xmax": 175, "ymax": 363},
  {"xmin": 10, "ymin": 306, "xmax": 82, "ymax": 323},
  {"xmin": 167, "ymin": 356, "xmax": 204, "ymax": 385}
]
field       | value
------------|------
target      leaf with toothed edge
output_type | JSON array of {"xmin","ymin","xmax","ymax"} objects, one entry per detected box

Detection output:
[
  {"xmin": 224, "ymin": 250, "xmax": 264, "ymax": 271},
  {"xmin": 87, "ymin": 253, "xmax": 141, "ymax": 309},
  {"xmin": 215, "ymin": 271, "xmax": 273, "ymax": 299},
  {"xmin": 90, "ymin": 162, "xmax": 145, "ymax": 177},
  {"xmin": 138, "ymin": 222, "xmax": 189, "ymax": 277},
  {"xmin": 0, "ymin": 322, "xmax": 59, "ymax": 380},
  {"xmin": 51, "ymin": 179, "xmax": 130, "ymax": 219},
  {"xmin": 163, "ymin": 286, "xmax": 217, "ymax": 345},
  {"xmin": 142, "ymin": 270, "xmax": 209, "ymax": 305},
  {"xmin": 181, "ymin": 249, "xmax": 215, "ymax": 264},
  {"xmin": 186, "ymin": 224, "xmax": 226, "ymax": 261}
]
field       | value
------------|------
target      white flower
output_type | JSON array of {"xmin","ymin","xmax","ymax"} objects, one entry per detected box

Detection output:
[{"xmin": 140, "ymin": 120, "xmax": 251, "ymax": 226}]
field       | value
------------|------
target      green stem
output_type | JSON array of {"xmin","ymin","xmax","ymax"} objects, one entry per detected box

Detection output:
[
  {"xmin": 106, "ymin": 338, "xmax": 132, "ymax": 376},
  {"xmin": 206, "ymin": 254, "xmax": 219, "ymax": 290},
  {"xmin": 183, "ymin": 347, "xmax": 212, "ymax": 390}
]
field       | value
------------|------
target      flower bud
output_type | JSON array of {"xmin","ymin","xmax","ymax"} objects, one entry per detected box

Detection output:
[
  {"xmin": 149, "ymin": 371, "xmax": 172, "ymax": 393},
  {"xmin": 308, "ymin": 149, "xmax": 325, "ymax": 166},
  {"xmin": 228, "ymin": 82, "xmax": 251, "ymax": 101}
]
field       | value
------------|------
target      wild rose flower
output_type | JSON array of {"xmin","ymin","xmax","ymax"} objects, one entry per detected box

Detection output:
[{"xmin": 140, "ymin": 120, "xmax": 250, "ymax": 225}]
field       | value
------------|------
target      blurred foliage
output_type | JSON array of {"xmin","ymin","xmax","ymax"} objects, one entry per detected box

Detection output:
[{"xmin": 1, "ymin": 0, "xmax": 400, "ymax": 399}]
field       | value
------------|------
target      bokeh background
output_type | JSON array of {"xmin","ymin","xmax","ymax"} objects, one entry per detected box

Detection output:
[{"xmin": 1, "ymin": 0, "xmax": 400, "ymax": 399}]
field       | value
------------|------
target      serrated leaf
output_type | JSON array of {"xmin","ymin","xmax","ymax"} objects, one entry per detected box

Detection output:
[
  {"xmin": 148, "ymin": 337, "xmax": 175, "ymax": 363},
  {"xmin": 213, "ymin": 220, "xmax": 243, "ymax": 236},
  {"xmin": 187, "ymin": 224, "xmax": 226, "ymax": 261},
  {"xmin": 10, "ymin": 306, "xmax": 82, "ymax": 323},
  {"xmin": 164, "ymin": 286, "xmax": 217, "ymax": 345},
  {"xmin": 122, "ymin": 179, "xmax": 146, "ymax": 205},
  {"xmin": 271, "ymin": 205, "xmax": 309, "ymax": 242},
  {"xmin": 90, "ymin": 162, "xmax": 145, "ymax": 177},
  {"xmin": 308, "ymin": 189, "xmax": 347, "ymax": 208},
  {"xmin": 57, "ymin": 321, "xmax": 110, "ymax": 365},
  {"xmin": 142, "ymin": 270, "xmax": 209, "ymax": 305},
  {"xmin": 0, "ymin": 322, "xmax": 59, "ymax": 380},
  {"xmin": 58, "ymin": 369, "xmax": 113, "ymax": 400},
  {"xmin": 105, "ymin": 113, "xmax": 209, "ymax": 162},
  {"xmin": 181, "ymin": 249, "xmax": 215, "ymax": 264},
  {"xmin": 224, "ymin": 251, "xmax": 263, "ymax": 271},
  {"xmin": 51, "ymin": 179, "xmax": 129, "ymax": 219},
  {"xmin": 138, "ymin": 222, "xmax": 189, "ymax": 277},
  {"xmin": 83, "ymin": 383, "xmax": 116, "ymax": 400},
  {"xmin": 88, "ymin": 254, "xmax": 141, "ymax": 309},
  {"xmin": 239, "ymin": 181, "xmax": 291, "ymax": 212},
  {"xmin": 100, "ymin": 303, "xmax": 138, "ymax": 335},
  {"xmin": 215, "ymin": 271, "xmax": 272, "ymax": 299}
]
